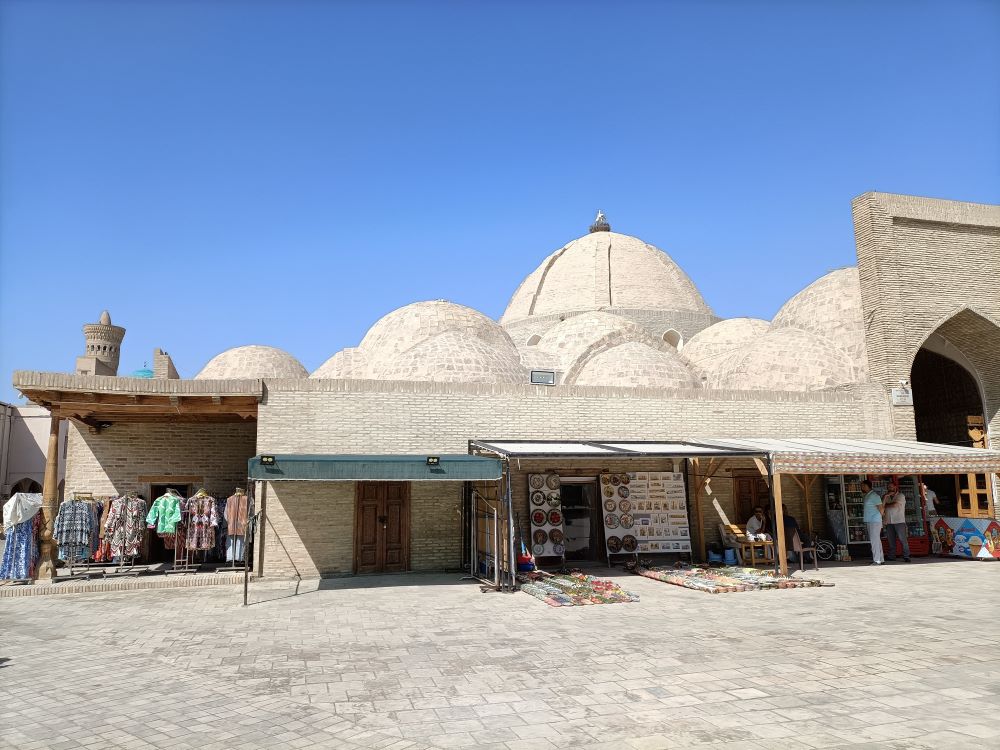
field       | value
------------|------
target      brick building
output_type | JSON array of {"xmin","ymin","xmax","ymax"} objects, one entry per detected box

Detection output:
[{"xmin": 11, "ymin": 192, "xmax": 1000, "ymax": 582}]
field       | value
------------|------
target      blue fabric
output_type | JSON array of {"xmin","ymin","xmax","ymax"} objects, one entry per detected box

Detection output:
[
  {"xmin": 0, "ymin": 519, "xmax": 37, "ymax": 580},
  {"xmin": 863, "ymin": 491, "xmax": 883, "ymax": 524}
]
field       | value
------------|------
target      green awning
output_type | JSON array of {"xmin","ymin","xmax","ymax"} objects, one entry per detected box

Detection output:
[{"xmin": 248, "ymin": 454, "xmax": 503, "ymax": 482}]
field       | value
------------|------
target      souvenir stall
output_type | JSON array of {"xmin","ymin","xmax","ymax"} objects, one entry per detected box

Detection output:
[
  {"xmin": 929, "ymin": 473, "xmax": 999, "ymax": 560},
  {"xmin": 823, "ymin": 474, "xmax": 930, "ymax": 556}
]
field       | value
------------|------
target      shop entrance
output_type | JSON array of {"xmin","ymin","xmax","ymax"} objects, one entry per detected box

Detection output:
[
  {"xmin": 354, "ymin": 482, "xmax": 410, "ymax": 573},
  {"xmin": 560, "ymin": 481, "xmax": 601, "ymax": 561},
  {"xmin": 912, "ymin": 345, "xmax": 992, "ymax": 517}
]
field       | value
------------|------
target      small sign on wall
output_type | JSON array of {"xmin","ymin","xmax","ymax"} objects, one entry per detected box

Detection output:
[{"xmin": 891, "ymin": 387, "xmax": 913, "ymax": 406}]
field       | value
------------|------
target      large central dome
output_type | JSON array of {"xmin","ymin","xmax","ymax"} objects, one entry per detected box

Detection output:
[{"xmin": 501, "ymin": 231, "xmax": 713, "ymax": 326}]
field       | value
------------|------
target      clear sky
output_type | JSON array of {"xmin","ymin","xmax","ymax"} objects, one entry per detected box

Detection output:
[{"xmin": 1, "ymin": 0, "xmax": 998, "ymax": 402}]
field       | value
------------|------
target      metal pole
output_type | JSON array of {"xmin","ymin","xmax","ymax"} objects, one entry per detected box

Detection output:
[{"xmin": 506, "ymin": 464, "xmax": 516, "ymax": 592}]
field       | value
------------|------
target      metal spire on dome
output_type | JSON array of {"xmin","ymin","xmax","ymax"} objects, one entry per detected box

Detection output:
[{"xmin": 589, "ymin": 210, "xmax": 611, "ymax": 233}]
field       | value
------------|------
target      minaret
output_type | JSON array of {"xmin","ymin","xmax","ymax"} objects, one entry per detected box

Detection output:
[
  {"xmin": 589, "ymin": 209, "xmax": 611, "ymax": 233},
  {"xmin": 76, "ymin": 310, "xmax": 126, "ymax": 376}
]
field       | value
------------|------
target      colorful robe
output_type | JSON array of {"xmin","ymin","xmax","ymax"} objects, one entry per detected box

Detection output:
[
  {"xmin": 104, "ymin": 496, "xmax": 148, "ymax": 558},
  {"xmin": 185, "ymin": 495, "xmax": 218, "ymax": 551}
]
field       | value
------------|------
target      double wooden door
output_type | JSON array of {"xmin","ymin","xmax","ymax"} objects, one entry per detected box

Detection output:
[
  {"xmin": 354, "ymin": 482, "xmax": 410, "ymax": 574},
  {"xmin": 734, "ymin": 474, "xmax": 771, "ymax": 528}
]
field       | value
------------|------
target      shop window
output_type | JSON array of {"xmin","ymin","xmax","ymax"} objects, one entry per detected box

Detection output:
[{"xmin": 956, "ymin": 473, "xmax": 994, "ymax": 519}]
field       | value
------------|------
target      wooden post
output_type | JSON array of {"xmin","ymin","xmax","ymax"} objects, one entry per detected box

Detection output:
[
  {"xmin": 36, "ymin": 413, "xmax": 62, "ymax": 580},
  {"xmin": 803, "ymin": 476, "xmax": 816, "ymax": 534},
  {"xmin": 255, "ymin": 480, "xmax": 268, "ymax": 578},
  {"xmin": 773, "ymin": 473, "xmax": 788, "ymax": 576},
  {"xmin": 691, "ymin": 458, "xmax": 704, "ymax": 561}
]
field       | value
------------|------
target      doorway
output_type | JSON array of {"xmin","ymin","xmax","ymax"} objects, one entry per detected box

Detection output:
[
  {"xmin": 560, "ymin": 481, "xmax": 601, "ymax": 561},
  {"xmin": 354, "ymin": 482, "xmax": 410, "ymax": 573}
]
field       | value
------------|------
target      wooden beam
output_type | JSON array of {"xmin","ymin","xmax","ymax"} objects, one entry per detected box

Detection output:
[
  {"xmin": 691, "ymin": 458, "xmax": 705, "ymax": 561},
  {"xmin": 773, "ymin": 473, "xmax": 788, "ymax": 576}
]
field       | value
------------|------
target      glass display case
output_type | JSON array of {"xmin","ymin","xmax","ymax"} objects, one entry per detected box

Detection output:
[{"xmin": 823, "ymin": 474, "xmax": 927, "ymax": 547}]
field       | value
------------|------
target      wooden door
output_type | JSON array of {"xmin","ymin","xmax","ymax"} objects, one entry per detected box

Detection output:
[
  {"xmin": 354, "ymin": 482, "xmax": 410, "ymax": 573},
  {"xmin": 734, "ymin": 474, "xmax": 770, "ymax": 527}
]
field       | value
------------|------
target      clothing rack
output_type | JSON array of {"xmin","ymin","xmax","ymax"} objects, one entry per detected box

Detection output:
[
  {"xmin": 166, "ymin": 504, "xmax": 198, "ymax": 574},
  {"xmin": 103, "ymin": 492, "xmax": 145, "ymax": 578},
  {"xmin": 216, "ymin": 489, "xmax": 251, "ymax": 572}
]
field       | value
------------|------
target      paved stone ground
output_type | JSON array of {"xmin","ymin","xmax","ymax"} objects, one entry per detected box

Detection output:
[{"xmin": 2, "ymin": 559, "xmax": 999, "ymax": 750}]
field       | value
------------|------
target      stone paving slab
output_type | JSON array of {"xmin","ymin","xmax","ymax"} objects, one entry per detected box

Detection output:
[{"xmin": 1, "ymin": 558, "xmax": 999, "ymax": 749}]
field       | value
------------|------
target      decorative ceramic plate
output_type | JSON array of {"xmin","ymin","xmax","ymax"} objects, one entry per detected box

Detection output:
[
  {"xmin": 611, "ymin": 475, "xmax": 621, "ymax": 486},
  {"xmin": 546, "ymin": 475, "xmax": 560, "ymax": 490},
  {"xmin": 618, "ymin": 499, "xmax": 632, "ymax": 513},
  {"xmin": 622, "ymin": 535, "xmax": 638, "ymax": 552},
  {"xmin": 603, "ymin": 486, "xmax": 615, "ymax": 498},
  {"xmin": 532, "ymin": 543, "xmax": 546, "ymax": 556},
  {"xmin": 552, "ymin": 543, "xmax": 565, "ymax": 555},
  {"xmin": 531, "ymin": 509, "xmax": 546, "ymax": 526},
  {"xmin": 621, "ymin": 474, "xmax": 631, "ymax": 485},
  {"xmin": 548, "ymin": 510, "xmax": 562, "ymax": 526},
  {"xmin": 606, "ymin": 536, "xmax": 622, "ymax": 553},
  {"xmin": 533, "ymin": 529, "xmax": 548, "ymax": 545},
  {"xmin": 619, "ymin": 513, "xmax": 634, "ymax": 529},
  {"xmin": 531, "ymin": 491, "xmax": 545, "ymax": 506},
  {"xmin": 618, "ymin": 486, "xmax": 630, "ymax": 499},
  {"xmin": 529, "ymin": 475, "xmax": 545, "ymax": 490},
  {"xmin": 549, "ymin": 529, "xmax": 564, "ymax": 544},
  {"xmin": 547, "ymin": 494, "xmax": 561, "ymax": 508},
  {"xmin": 605, "ymin": 514, "xmax": 619, "ymax": 529},
  {"xmin": 601, "ymin": 474, "xmax": 612, "ymax": 485},
  {"xmin": 603, "ymin": 499, "xmax": 617, "ymax": 512}
]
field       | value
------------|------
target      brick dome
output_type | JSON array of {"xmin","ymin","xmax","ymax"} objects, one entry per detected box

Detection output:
[
  {"xmin": 501, "ymin": 232, "xmax": 712, "ymax": 326},
  {"xmin": 570, "ymin": 341, "xmax": 699, "ymax": 389},
  {"xmin": 709, "ymin": 328, "xmax": 857, "ymax": 392},
  {"xmin": 195, "ymin": 345, "xmax": 307, "ymax": 380},
  {"xmin": 310, "ymin": 348, "xmax": 370, "ymax": 379},
  {"xmin": 771, "ymin": 267, "xmax": 868, "ymax": 373},
  {"xmin": 373, "ymin": 330, "xmax": 525, "ymax": 384},
  {"xmin": 681, "ymin": 318, "xmax": 770, "ymax": 375},
  {"xmin": 527, "ymin": 311, "xmax": 659, "ymax": 371}
]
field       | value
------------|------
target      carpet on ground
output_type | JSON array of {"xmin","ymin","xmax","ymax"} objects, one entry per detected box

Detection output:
[
  {"xmin": 518, "ymin": 571, "xmax": 639, "ymax": 607},
  {"xmin": 635, "ymin": 563, "xmax": 823, "ymax": 594}
]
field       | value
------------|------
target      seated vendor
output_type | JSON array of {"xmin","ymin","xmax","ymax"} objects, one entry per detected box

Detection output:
[
  {"xmin": 745, "ymin": 506, "xmax": 772, "ymax": 541},
  {"xmin": 781, "ymin": 511, "xmax": 813, "ymax": 563}
]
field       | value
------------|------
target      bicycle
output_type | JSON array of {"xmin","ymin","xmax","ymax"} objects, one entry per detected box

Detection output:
[{"xmin": 812, "ymin": 536, "xmax": 836, "ymax": 561}]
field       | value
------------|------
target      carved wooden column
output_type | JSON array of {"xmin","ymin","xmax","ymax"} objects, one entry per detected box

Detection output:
[{"xmin": 36, "ymin": 413, "xmax": 62, "ymax": 580}]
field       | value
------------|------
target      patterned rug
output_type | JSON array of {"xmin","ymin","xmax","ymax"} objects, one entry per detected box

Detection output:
[
  {"xmin": 635, "ymin": 564, "xmax": 823, "ymax": 594},
  {"xmin": 518, "ymin": 571, "xmax": 639, "ymax": 607}
]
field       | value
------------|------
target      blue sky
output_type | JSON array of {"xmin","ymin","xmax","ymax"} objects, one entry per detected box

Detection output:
[{"xmin": 1, "ymin": 0, "xmax": 998, "ymax": 401}]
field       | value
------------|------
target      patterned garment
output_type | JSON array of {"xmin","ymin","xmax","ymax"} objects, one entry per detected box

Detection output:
[
  {"xmin": 104, "ymin": 496, "xmax": 148, "ymax": 558},
  {"xmin": 146, "ymin": 494, "xmax": 184, "ymax": 534},
  {"xmin": 185, "ymin": 495, "xmax": 218, "ymax": 551},
  {"xmin": 0, "ymin": 516, "xmax": 39, "ymax": 580},
  {"xmin": 88, "ymin": 503, "xmax": 103, "ymax": 555},
  {"xmin": 225, "ymin": 494, "xmax": 250, "ymax": 535},
  {"xmin": 54, "ymin": 500, "xmax": 94, "ymax": 562}
]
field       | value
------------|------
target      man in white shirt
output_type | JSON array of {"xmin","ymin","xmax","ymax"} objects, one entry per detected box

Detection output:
[
  {"xmin": 883, "ymin": 482, "xmax": 911, "ymax": 563},
  {"xmin": 745, "ymin": 506, "xmax": 771, "ymax": 541}
]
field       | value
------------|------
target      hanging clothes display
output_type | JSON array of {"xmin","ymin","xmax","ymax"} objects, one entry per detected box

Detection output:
[
  {"xmin": 88, "ymin": 501, "xmax": 104, "ymax": 557},
  {"xmin": 225, "ymin": 491, "xmax": 250, "ymax": 562},
  {"xmin": 185, "ymin": 492, "xmax": 218, "ymax": 551},
  {"xmin": 1, "ymin": 493, "xmax": 43, "ymax": 581},
  {"xmin": 214, "ymin": 496, "xmax": 229, "ymax": 561},
  {"xmin": 146, "ymin": 491, "xmax": 184, "ymax": 534},
  {"xmin": 104, "ymin": 494, "xmax": 147, "ymax": 558},
  {"xmin": 53, "ymin": 499, "xmax": 94, "ymax": 562},
  {"xmin": 94, "ymin": 499, "xmax": 114, "ymax": 561}
]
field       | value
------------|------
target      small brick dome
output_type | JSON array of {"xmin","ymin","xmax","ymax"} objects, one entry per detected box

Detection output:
[
  {"xmin": 195, "ymin": 345, "xmax": 307, "ymax": 380},
  {"xmin": 570, "ymin": 341, "xmax": 700, "ymax": 389},
  {"xmin": 681, "ymin": 318, "xmax": 770, "ymax": 375}
]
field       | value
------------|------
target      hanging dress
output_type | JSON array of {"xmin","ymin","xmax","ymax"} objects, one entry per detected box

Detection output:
[
  {"xmin": 54, "ymin": 499, "xmax": 93, "ymax": 562},
  {"xmin": 104, "ymin": 495, "xmax": 148, "ymax": 558},
  {"xmin": 1, "ymin": 493, "xmax": 43, "ymax": 581},
  {"xmin": 225, "ymin": 493, "xmax": 250, "ymax": 562},
  {"xmin": 185, "ymin": 495, "xmax": 219, "ymax": 551}
]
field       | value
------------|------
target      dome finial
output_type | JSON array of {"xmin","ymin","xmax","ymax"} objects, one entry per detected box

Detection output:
[
  {"xmin": 589, "ymin": 210, "xmax": 610, "ymax": 233},
  {"xmin": 99, "ymin": 310, "xmax": 112, "ymax": 325}
]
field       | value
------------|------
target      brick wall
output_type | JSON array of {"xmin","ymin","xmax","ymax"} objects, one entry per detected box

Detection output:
[
  {"xmin": 852, "ymin": 193, "xmax": 1000, "ymax": 447},
  {"xmin": 257, "ymin": 379, "xmax": 894, "ymax": 455},
  {"xmin": 64, "ymin": 421, "xmax": 256, "ymax": 497},
  {"xmin": 260, "ymin": 480, "xmax": 462, "ymax": 577}
]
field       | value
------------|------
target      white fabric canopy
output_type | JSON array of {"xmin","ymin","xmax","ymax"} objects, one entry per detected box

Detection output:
[{"xmin": 3, "ymin": 492, "xmax": 42, "ymax": 531}]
